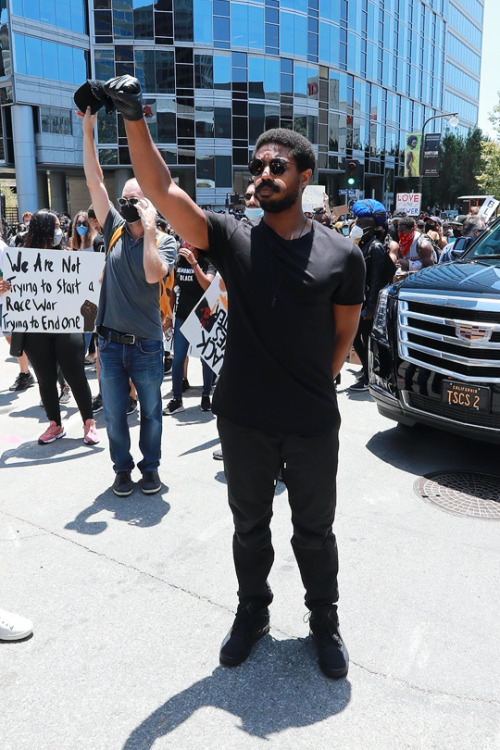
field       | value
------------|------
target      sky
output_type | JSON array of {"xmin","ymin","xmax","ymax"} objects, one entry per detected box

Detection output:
[{"xmin": 477, "ymin": 0, "xmax": 500, "ymax": 139}]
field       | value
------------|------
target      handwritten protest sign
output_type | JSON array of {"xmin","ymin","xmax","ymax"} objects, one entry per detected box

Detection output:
[
  {"xmin": 1, "ymin": 248, "xmax": 105, "ymax": 333},
  {"xmin": 180, "ymin": 274, "xmax": 227, "ymax": 374},
  {"xmin": 396, "ymin": 193, "xmax": 421, "ymax": 216}
]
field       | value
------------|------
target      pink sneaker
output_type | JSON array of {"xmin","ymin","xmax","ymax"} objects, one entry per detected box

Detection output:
[
  {"xmin": 83, "ymin": 418, "xmax": 99, "ymax": 445},
  {"xmin": 38, "ymin": 421, "xmax": 65, "ymax": 445}
]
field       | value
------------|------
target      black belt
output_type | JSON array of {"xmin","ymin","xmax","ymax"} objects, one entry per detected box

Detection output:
[{"xmin": 97, "ymin": 326, "xmax": 145, "ymax": 345}]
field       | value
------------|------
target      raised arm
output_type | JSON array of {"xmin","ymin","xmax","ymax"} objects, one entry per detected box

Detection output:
[
  {"xmin": 76, "ymin": 108, "xmax": 111, "ymax": 231},
  {"xmin": 103, "ymin": 76, "xmax": 209, "ymax": 251}
]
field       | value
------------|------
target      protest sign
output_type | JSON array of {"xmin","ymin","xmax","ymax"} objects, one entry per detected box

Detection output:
[
  {"xmin": 1, "ymin": 248, "xmax": 105, "ymax": 333},
  {"xmin": 396, "ymin": 193, "xmax": 421, "ymax": 216},
  {"xmin": 180, "ymin": 274, "xmax": 227, "ymax": 374},
  {"xmin": 302, "ymin": 185, "xmax": 326, "ymax": 214}
]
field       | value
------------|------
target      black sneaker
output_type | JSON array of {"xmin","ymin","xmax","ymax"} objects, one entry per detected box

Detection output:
[
  {"xmin": 163, "ymin": 398, "xmax": 184, "ymax": 415},
  {"xmin": 139, "ymin": 470, "xmax": 162, "ymax": 495},
  {"xmin": 200, "ymin": 394, "xmax": 211, "ymax": 411},
  {"xmin": 92, "ymin": 393, "xmax": 103, "ymax": 414},
  {"xmin": 309, "ymin": 605, "xmax": 349, "ymax": 679},
  {"xmin": 219, "ymin": 601, "xmax": 270, "ymax": 667},
  {"xmin": 112, "ymin": 471, "xmax": 133, "ymax": 497},
  {"xmin": 182, "ymin": 378, "xmax": 190, "ymax": 392},
  {"xmin": 8, "ymin": 372, "xmax": 35, "ymax": 392},
  {"xmin": 349, "ymin": 378, "xmax": 369, "ymax": 392},
  {"xmin": 127, "ymin": 397, "xmax": 138, "ymax": 415},
  {"xmin": 213, "ymin": 448, "xmax": 223, "ymax": 461}
]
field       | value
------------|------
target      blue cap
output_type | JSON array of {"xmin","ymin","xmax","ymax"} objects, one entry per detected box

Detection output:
[{"xmin": 351, "ymin": 199, "xmax": 387, "ymax": 226}]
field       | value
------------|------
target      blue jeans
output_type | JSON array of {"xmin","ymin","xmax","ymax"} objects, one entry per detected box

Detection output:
[
  {"xmin": 172, "ymin": 317, "xmax": 213, "ymax": 400},
  {"xmin": 98, "ymin": 335, "xmax": 164, "ymax": 474}
]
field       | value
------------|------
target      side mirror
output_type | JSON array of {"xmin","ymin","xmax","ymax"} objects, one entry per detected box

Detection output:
[{"xmin": 451, "ymin": 236, "xmax": 473, "ymax": 258}]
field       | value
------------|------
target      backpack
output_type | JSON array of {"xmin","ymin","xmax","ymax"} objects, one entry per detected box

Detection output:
[{"xmin": 106, "ymin": 223, "xmax": 175, "ymax": 326}]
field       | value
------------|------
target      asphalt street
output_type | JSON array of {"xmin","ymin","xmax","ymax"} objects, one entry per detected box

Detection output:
[{"xmin": 1, "ymin": 340, "xmax": 499, "ymax": 750}]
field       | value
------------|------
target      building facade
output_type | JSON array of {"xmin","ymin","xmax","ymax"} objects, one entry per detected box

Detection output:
[{"xmin": 0, "ymin": 0, "xmax": 484, "ymax": 218}]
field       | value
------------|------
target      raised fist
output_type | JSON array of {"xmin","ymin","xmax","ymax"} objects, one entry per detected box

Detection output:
[{"xmin": 103, "ymin": 75, "xmax": 144, "ymax": 121}]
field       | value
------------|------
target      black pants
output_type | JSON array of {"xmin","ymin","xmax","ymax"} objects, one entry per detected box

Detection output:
[
  {"xmin": 23, "ymin": 332, "xmax": 92, "ymax": 424},
  {"xmin": 352, "ymin": 315, "xmax": 373, "ymax": 379},
  {"xmin": 217, "ymin": 416, "xmax": 340, "ymax": 609}
]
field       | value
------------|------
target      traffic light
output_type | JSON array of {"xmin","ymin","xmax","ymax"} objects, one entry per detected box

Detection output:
[{"xmin": 346, "ymin": 160, "xmax": 359, "ymax": 188}]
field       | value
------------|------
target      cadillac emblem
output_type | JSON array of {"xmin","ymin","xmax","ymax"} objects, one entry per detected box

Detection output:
[{"xmin": 456, "ymin": 323, "xmax": 493, "ymax": 342}]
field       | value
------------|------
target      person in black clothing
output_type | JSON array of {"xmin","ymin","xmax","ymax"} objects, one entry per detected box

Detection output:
[
  {"xmin": 163, "ymin": 240, "xmax": 216, "ymax": 415},
  {"xmin": 349, "ymin": 199, "xmax": 396, "ymax": 392},
  {"xmin": 100, "ymin": 74, "xmax": 365, "ymax": 680}
]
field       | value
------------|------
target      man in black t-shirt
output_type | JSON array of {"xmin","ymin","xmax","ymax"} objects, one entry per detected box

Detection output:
[{"xmin": 102, "ymin": 74, "xmax": 365, "ymax": 680}]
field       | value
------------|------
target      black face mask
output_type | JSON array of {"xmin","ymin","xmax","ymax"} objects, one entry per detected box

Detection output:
[{"xmin": 120, "ymin": 204, "xmax": 140, "ymax": 223}]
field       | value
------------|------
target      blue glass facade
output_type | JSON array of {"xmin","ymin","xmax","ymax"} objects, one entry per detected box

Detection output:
[{"xmin": 0, "ymin": 0, "xmax": 485, "ymax": 212}]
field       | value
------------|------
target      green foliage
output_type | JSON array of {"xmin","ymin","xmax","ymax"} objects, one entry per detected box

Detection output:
[{"xmin": 477, "ymin": 141, "xmax": 500, "ymax": 196}]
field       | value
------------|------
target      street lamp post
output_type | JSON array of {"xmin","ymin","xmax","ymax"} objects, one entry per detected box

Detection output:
[{"xmin": 418, "ymin": 112, "xmax": 459, "ymax": 199}]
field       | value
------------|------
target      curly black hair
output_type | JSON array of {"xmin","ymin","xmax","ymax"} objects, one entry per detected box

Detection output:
[
  {"xmin": 24, "ymin": 209, "xmax": 59, "ymax": 249},
  {"xmin": 253, "ymin": 128, "xmax": 316, "ymax": 173}
]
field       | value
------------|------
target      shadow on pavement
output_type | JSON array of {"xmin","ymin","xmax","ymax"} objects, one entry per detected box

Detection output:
[
  {"xmin": 366, "ymin": 422, "xmax": 491, "ymax": 476},
  {"xmin": 0, "ymin": 437, "xmax": 105, "ymax": 468},
  {"xmin": 121, "ymin": 637, "xmax": 351, "ymax": 748},
  {"xmin": 65, "ymin": 487, "xmax": 170, "ymax": 535}
]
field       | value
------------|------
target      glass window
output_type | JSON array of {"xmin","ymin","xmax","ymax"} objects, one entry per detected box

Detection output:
[
  {"xmin": 95, "ymin": 10, "xmax": 113, "ymax": 37},
  {"xmin": 214, "ymin": 54, "xmax": 231, "ymax": 89},
  {"xmin": 158, "ymin": 110, "xmax": 176, "ymax": 141},
  {"xmin": 97, "ymin": 111, "xmax": 117, "ymax": 143},
  {"xmin": 99, "ymin": 148, "xmax": 118, "ymax": 165},
  {"xmin": 264, "ymin": 58, "xmax": 279, "ymax": 100},
  {"xmin": 134, "ymin": 4, "xmax": 154, "ymax": 38},
  {"xmin": 195, "ymin": 55, "xmax": 213, "ymax": 89},
  {"xmin": 174, "ymin": 0, "xmax": 193, "ymax": 41},
  {"xmin": 249, "ymin": 103, "xmax": 265, "ymax": 142},
  {"xmin": 12, "ymin": 0, "xmax": 86, "ymax": 33},
  {"xmin": 249, "ymin": 56, "xmax": 265, "ymax": 99},
  {"xmin": 41, "ymin": 106, "xmax": 72, "ymax": 135},
  {"xmin": 155, "ymin": 11, "xmax": 173, "ymax": 41},
  {"xmin": 194, "ymin": 0, "xmax": 213, "ymax": 44},
  {"xmin": 215, "ymin": 155, "xmax": 231, "ymax": 187},
  {"xmin": 196, "ymin": 106, "xmax": 214, "ymax": 137},
  {"xmin": 214, "ymin": 16, "xmax": 230, "ymax": 44},
  {"xmin": 249, "ymin": 5, "xmax": 265, "ymax": 51},
  {"xmin": 196, "ymin": 155, "xmax": 215, "ymax": 187},
  {"xmin": 280, "ymin": 11, "xmax": 307, "ymax": 57},
  {"xmin": 215, "ymin": 107, "xmax": 231, "ymax": 138},
  {"xmin": 95, "ymin": 49, "xmax": 115, "ymax": 81}
]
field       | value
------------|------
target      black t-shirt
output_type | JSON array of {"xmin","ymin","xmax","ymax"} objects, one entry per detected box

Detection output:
[
  {"xmin": 175, "ymin": 254, "xmax": 216, "ymax": 320},
  {"xmin": 204, "ymin": 213, "xmax": 365, "ymax": 435}
]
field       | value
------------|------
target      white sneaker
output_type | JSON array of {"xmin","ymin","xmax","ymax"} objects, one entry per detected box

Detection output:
[{"xmin": 0, "ymin": 608, "xmax": 33, "ymax": 641}]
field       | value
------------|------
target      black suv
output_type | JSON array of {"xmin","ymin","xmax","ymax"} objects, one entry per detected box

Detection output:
[{"xmin": 369, "ymin": 219, "xmax": 500, "ymax": 443}]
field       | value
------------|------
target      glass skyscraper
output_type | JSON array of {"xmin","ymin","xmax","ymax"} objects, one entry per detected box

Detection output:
[{"xmin": 0, "ymin": 0, "xmax": 484, "ymax": 216}]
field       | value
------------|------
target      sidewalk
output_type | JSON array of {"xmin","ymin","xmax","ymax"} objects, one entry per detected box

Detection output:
[{"xmin": 1, "ymin": 340, "xmax": 499, "ymax": 750}]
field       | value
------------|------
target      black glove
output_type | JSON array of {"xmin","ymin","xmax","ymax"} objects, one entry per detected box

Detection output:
[
  {"xmin": 103, "ymin": 75, "xmax": 144, "ymax": 121},
  {"xmin": 74, "ymin": 80, "xmax": 116, "ymax": 115}
]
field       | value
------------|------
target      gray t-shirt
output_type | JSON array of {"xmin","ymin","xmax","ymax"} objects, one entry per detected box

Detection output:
[{"xmin": 96, "ymin": 205, "xmax": 176, "ymax": 340}]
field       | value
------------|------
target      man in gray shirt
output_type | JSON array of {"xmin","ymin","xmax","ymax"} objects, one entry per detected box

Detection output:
[{"xmin": 78, "ymin": 107, "xmax": 176, "ymax": 497}]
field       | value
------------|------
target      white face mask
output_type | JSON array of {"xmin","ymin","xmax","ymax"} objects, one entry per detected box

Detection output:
[
  {"xmin": 349, "ymin": 224, "xmax": 364, "ymax": 243},
  {"xmin": 53, "ymin": 228, "xmax": 63, "ymax": 246},
  {"xmin": 245, "ymin": 207, "xmax": 264, "ymax": 221}
]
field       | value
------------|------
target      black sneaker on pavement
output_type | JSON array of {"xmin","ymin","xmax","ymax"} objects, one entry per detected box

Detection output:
[
  {"xmin": 112, "ymin": 471, "xmax": 134, "ymax": 497},
  {"xmin": 219, "ymin": 601, "xmax": 270, "ymax": 667},
  {"xmin": 309, "ymin": 605, "xmax": 349, "ymax": 679},
  {"xmin": 163, "ymin": 398, "xmax": 184, "ymax": 415},
  {"xmin": 182, "ymin": 378, "xmax": 190, "ymax": 392},
  {"xmin": 127, "ymin": 397, "xmax": 138, "ymax": 415},
  {"xmin": 349, "ymin": 378, "xmax": 369, "ymax": 392},
  {"xmin": 200, "ymin": 394, "xmax": 211, "ymax": 411},
  {"xmin": 213, "ymin": 448, "xmax": 223, "ymax": 461},
  {"xmin": 9, "ymin": 372, "xmax": 35, "ymax": 392},
  {"xmin": 139, "ymin": 470, "xmax": 162, "ymax": 495},
  {"xmin": 92, "ymin": 393, "xmax": 103, "ymax": 414}
]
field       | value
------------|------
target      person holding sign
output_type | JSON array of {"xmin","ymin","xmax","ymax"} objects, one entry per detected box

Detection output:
[
  {"xmin": 18, "ymin": 210, "xmax": 99, "ymax": 446},
  {"xmin": 99, "ymin": 74, "xmax": 365, "ymax": 679},
  {"xmin": 77, "ymin": 106, "xmax": 176, "ymax": 498}
]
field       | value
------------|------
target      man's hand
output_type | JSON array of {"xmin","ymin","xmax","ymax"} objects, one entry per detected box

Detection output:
[
  {"xmin": 75, "ymin": 106, "xmax": 98, "ymax": 136},
  {"xmin": 103, "ymin": 76, "xmax": 144, "ymax": 121},
  {"xmin": 135, "ymin": 197, "xmax": 157, "ymax": 232}
]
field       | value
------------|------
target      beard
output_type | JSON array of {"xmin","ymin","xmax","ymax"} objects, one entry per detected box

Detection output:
[{"xmin": 256, "ymin": 179, "xmax": 301, "ymax": 214}]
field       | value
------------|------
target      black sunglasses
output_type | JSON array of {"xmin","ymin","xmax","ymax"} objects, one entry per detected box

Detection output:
[
  {"xmin": 248, "ymin": 158, "xmax": 293, "ymax": 177},
  {"xmin": 118, "ymin": 197, "xmax": 140, "ymax": 207},
  {"xmin": 76, "ymin": 221, "xmax": 88, "ymax": 226},
  {"xmin": 244, "ymin": 192, "xmax": 254, "ymax": 200}
]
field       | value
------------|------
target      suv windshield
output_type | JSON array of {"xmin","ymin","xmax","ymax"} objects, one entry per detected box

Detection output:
[{"xmin": 462, "ymin": 216, "xmax": 500, "ymax": 261}]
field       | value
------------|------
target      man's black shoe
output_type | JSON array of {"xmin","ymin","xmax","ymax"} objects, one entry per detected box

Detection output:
[
  {"xmin": 9, "ymin": 372, "xmax": 35, "ymax": 392},
  {"xmin": 112, "ymin": 471, "xmax": 134, "ymax": 497},
  {"xmin": 139, "ymin": 470, "xmax": 162, "ymax": 495},
  {"xmin": 213, "ymin": 448, "xmax": 223, "ymax": 461},
  {"xmin": 309, "ymin": 605, "xmax": 349, "ymax": 679},
  {"xmin": 219, "ymin": 602, "xmax": 270, "ymax": 666}
]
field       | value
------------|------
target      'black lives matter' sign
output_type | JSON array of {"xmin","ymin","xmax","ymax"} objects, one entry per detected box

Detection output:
[{"xmin": 1, "ymin": 248, "xmax": 105, "ymax": 333}]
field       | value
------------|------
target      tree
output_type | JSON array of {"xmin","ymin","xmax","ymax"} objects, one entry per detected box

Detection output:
[{"xmin": 477, "ymin": 140, "xmax": 500, "ymax": 196}]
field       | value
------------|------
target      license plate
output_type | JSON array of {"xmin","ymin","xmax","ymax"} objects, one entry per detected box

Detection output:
[{"xmin": 441, "ymin": 380, "xmax": 491, "ymax": 413}]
